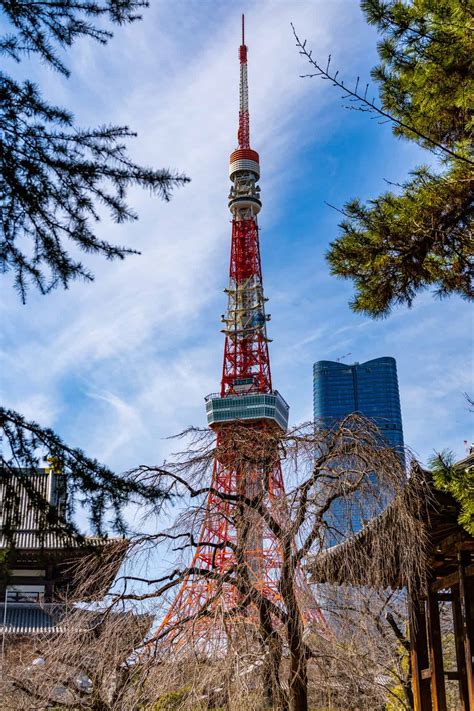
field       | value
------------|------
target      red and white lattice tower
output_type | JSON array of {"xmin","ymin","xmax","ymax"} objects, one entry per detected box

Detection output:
[{"xmin": 156, "ymin": 16, "xmax": 323, "ymax": 651}]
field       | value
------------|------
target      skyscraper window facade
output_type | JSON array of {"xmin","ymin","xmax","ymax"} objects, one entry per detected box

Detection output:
[{"xmin": 313, "ymin": 357, "xmax": 405, "ymax": 543}]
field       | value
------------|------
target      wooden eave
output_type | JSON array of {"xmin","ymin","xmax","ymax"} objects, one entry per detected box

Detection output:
[
  {"xmin": 308, "ymin": 464, "xmax": 474, "ymax": 593},
  {"xmin": 1, "ymin": 538, "xmax": 128, "ymax": 601}
]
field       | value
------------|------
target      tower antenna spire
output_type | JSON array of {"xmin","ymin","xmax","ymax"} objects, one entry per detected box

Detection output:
[{"xmin": 238, "ymin": 12, "xmax": 249, "ymax": 148}]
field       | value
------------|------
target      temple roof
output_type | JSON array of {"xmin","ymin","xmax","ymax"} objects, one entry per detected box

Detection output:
[
  {"xmin": 1, "ymin": 603, "xmax": 152, "ymax": 637},
  {"xmin": 1, "ymin": 604, "xmax": 69, "ymax": 635},
  {"xmin": 307, "ymin": 455, "xmax": 474, "ymax": 590},
  {"xmin": 0, "ymin": 468, "xmax": 125, "ymax": 552},
  {"xmin": 1, "ymin": 468, "xmax": 129, "ymax": 600},
  {"xmin": 0, "ymin": 530, "xmax": 122, "ymax": 549}
]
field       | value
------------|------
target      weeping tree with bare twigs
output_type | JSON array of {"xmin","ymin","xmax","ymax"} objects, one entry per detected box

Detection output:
[
  {"xmin": 129, "ymin": 414, "xmax": 424, "ymax": 710},
  {"xmin": 1, "ymin": 415, "xmax": 424, "ymax": 711},
  {"xmin": 2, "ymin": 414, "xmax": 428, "ymax": 710}
]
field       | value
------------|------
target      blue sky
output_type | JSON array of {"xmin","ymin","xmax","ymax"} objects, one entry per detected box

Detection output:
[{"xmin": 1, "ymin": 0, "xmax": 472, "ymax": 514}]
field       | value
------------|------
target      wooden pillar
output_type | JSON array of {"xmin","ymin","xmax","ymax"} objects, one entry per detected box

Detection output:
[
  {"xmin": 409, "ymin": 587, "xmax": 431, "ymax": 711},
  {"xmin": 458, "ymin": 552, "xmax": 474, "ymax": 708},
  {"xmin": 452, "ymin": 582, "xmax": 470, "ymax": 710},
  {"xmin": 426, "ymin": 587, "xmax": 447, "ymax": 711}
]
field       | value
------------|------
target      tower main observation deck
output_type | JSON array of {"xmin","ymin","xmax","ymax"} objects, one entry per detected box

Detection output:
[{"xmin": 155, "ymin": 16, "xmax": 322, "ymax": 652}]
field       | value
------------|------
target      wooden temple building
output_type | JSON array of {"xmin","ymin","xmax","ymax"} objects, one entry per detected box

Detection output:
[
  {"xmin": 309, "ymin": 453, "xmax": 474, "ymax": 711},
  {"xmin": 0, "ymin": 468, "xmax": 127, "ymax": 645}
]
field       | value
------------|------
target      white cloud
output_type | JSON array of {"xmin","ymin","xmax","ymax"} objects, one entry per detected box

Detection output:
[{"xmin": 4, "ymin": 393, "xmax": 60, "ymax": 428}]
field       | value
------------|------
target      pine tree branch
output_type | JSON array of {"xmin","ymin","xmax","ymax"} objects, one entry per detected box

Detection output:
[
  {"xmin": 0, "ymin": 407, "xmax": 172, "ymax": 540},
  {"xmin": 291, "ymin": 24, "xmax": 473, "ymax": 167},
  {"xmin": 0, "ymin": 75, "xmax": 190, "ymax": 299},
  {"xmin": 0, "ymin": 0, "xmax": 149, "ymax": 75}
]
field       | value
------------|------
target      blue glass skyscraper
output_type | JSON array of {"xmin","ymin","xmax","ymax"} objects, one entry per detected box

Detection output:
[
  {"xmin": 313, "ymin": 357, "xmax": 404, "ymax": 452},
  {"xmin": 313, "ymin": 357, "xmax": 405, "ymax": 542}
]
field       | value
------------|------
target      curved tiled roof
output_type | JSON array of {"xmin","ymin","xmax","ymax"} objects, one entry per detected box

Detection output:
[
  {"xmin": 2, "ymin": 604, "xmax": 72, "ymax": 635},
  {"xmin": 307, "ymin": 458, "xmax": 473, "ymax": 589},
  {"xmin": 1, "ymin": 603, "xmax": 153, "ymax": 637}
]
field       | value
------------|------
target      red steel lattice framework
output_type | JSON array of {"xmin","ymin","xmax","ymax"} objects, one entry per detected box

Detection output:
[{"xmin": 156, "ymin": 16, "xmax": 323, "ymax": 651}]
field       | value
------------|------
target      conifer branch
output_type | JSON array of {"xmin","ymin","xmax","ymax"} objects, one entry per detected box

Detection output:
[{"xmin": 291, "ymin": 24, "xmax": 473, "ymax": 167}]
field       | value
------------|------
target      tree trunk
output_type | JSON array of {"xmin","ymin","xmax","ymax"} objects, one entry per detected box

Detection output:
[
  {"xmin": 280, "ymin": 550, "xmax": 308, "ymax": 711},
  {"xmin": 259, "ymin": 600, "xmax": 287, "ymax": 710},
  {"xmin": 288, "ymin": 622, "xmax": 308, "ymax": 711}
]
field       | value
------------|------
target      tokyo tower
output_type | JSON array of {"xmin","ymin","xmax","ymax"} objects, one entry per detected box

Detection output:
[{"xmin": 157, "ymin": 16, "xmax": 322, "ymax": 652}]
